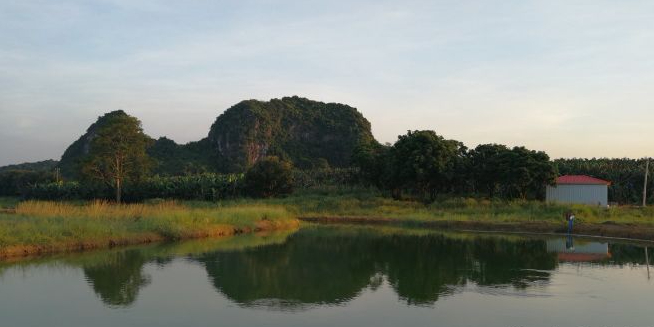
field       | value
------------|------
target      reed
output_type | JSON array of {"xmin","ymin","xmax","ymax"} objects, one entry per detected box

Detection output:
[
  {"xmin": 215, "ymin": 189, "xmax": 654, "ymax": 225},
  {"xmin": 0, "ymin": 200, "xmax": 298, "ymax": 258}
]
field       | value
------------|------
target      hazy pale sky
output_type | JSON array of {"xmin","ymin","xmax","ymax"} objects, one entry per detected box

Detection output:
[{"xmin": 1, "ymin": 0, "xmax": 653, "ymax": 166}]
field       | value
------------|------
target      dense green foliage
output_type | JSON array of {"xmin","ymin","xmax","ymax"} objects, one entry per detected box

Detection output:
[
  {"xmin": 147, "ymin": 137, "xmax": 214, "ymax": 176},
  {"xmin": 23, "ymin": 170, "xmax": 353, "ymax": 201},
  {"xmin": 23, "ymin": 181, "xmax": 102, "ymax": 200},
  {"xmin": 291, "ymin": 168, "xmax": 359, "ymax": 189},
  {"xmin": 555, "ymin": 158, "xmax": 652, "ymax": 204},
  {"xmin": 133, "ymin": 174, "xmax": 243, "ymax": 201},
  {"xmin": 25, "ymin": 174, "xmax": 244, "ymax": 202},
  {"xmin": 353, "ymin": 131, "xmax": 556, "ymax": 201},
  {"xmin": 0, "ymin": 170, "xmax": 55, "ymax": 196},
  {"xmin": 469, "ymin": 144, "xmax": 556, "ymax": 199},
  {"xmin": 80, "ymin": 113, "xmax": 153, "ymax": 202},
  {"xmin": 244, "ymin": 157, "xmax": 294, "ymax": 198},
  {"xmin": 386, "ymin": 131, "xmax": 467, "ymax": 200},
  {"xmin": 58, "ymin": 110, "xmax": 132, "ymax": 179}
]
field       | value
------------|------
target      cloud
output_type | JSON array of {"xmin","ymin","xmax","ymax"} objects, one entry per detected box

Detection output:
[{"xmin": 1, "ymin": 0, "xmax": 654, "ymax": 165}]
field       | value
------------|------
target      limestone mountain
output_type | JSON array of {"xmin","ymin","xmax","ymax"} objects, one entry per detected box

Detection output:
[
  {"xmin": 56, "ymin": 97, "xmax": 377, "ymax": 178},
  {"xmin": 206, "ymin": 96, "xmax": 376, "ymax": 172}
]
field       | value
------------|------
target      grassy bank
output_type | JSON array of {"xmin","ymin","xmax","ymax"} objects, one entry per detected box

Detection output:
[
  {"xmin": 229, "ymin": 188, "xmax": 654, "ymax": 240},
  {"xmin": 221, "ymin": 188, "xmax": 654, "ymax": 225},
  {"xmin": 3, "ymin": 188, "xmax": 654, "ymax": 259},
  {"xmin": 0, "ymin": 197, "xmax": 19, "ymax": 210},
  {"xmin": 0, "ymin": 200, "xmax": 298, "ymax": 259}
]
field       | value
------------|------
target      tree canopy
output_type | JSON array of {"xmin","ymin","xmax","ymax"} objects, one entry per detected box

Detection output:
[
  {"xmin": 386, "ymin": 130, "xmax": 465, "ymax": 201},
  {"xmin": 353, "ymin": 131, "xmax": 556, "ymax": 202},
  {"xmin": 81, "ymin": 113, "xmax": 153, "ymax": 202},
  {"xmin": 244, "ymin": 156, "xmax": 294, "ymax": 198}
]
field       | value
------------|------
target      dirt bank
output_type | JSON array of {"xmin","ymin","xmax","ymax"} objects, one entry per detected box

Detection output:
[
  {"xmin": 299, "ymin": 216, "xmax": 654, "ymax": 242},
  {"xmin": 0, "ymin": 219, "xmax": 300, "ymax": 260}
]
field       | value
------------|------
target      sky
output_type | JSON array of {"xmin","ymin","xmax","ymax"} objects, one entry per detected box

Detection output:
[{"xmin": 1, "ymin": 0, "xmax": 653, "ymax": 166}]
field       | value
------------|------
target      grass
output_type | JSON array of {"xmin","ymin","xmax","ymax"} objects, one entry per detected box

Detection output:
[
  {"xmin": 0, "ymin": 199, "xmax": 298, "ymax": 258},
  {"xmin": 3, "ymin": 187, "xmax": 654, "ymax": 259},
  {"xmin": 214, "ymin": 188, "xmax": 654, "ymax": 226},
  {"xmin": 0, "ymin": 197, "xmax": 19, "ymax": 210},
  {"xmin": 0, "ymin": 229, "xmax": 296, "ymax": 271}
]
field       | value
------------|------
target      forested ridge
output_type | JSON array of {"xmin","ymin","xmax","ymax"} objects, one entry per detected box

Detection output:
[{"xmin": 0, "ymin": 96, "xmax": 651, "ymax": 204}]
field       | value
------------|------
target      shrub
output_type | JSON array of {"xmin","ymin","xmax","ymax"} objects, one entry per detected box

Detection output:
[{"xmin": 245, "ymin": 157, "xmax": 294, "ymax": 198}]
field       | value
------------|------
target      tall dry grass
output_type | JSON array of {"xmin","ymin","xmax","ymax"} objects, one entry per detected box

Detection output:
[
  {"xmin": 0, "ymin": 200, "xmax": 298, "ymax": 257},
  {"xmin": 15, "ymin": 200, "xmax": 182, "ymax": 219}
]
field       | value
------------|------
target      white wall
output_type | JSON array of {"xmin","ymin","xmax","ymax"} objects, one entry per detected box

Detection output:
[{"xmin": 546, "ymin": 184, "xmax": 608, "ymax": 206}]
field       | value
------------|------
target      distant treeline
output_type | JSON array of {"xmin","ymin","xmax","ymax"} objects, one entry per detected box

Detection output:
[
  {"xmin": 555, "ymin": 158, "xmax": 652, "ymax": 204},
  {"xmin": 0, "ymin": 159, "xmax": 58, "ymax": 173},
  {"xmin": 1, "ymin": 135, "xmax": 651, "ymax": 204},
  {"xmin": 23, "ymin": 174, "xmax": 245, "ymax": 202},
  {"xmin": 352, "ymin": 131, "xmax": 556, "ymax": 202},
  {"xmin": 352, "ymin": 131, "xmax": 651, "ymax": 204},
  {"xmin": 0, "ymin": 168, "xmax": 359, "ymax": 202}
]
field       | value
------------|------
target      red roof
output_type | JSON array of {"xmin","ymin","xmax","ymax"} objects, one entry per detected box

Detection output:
[
  {"xmin": 556, "ymin": 175, "xmax": 611, "ymax": 185},
  {"xmin": 558, "ymin": 252, "xmax": 611, "ymax": 262}
]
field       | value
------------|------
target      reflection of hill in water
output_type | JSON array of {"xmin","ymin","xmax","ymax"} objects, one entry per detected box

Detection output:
[
  {"xmin": 196, "ymin": 228, "xmax": 561, "ymax": 308},
  {"xmin": 5, "ymin": 227, "xmax": 648, "ymax": 310},
  {"xmin": 197, "ymin": 232, "xmax": 380, "ymax": 307}
]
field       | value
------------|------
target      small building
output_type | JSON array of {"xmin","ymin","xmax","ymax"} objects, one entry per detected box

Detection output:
[
  {"xmin": 546, "ymin": 238, "xmax": 611, "ymax": 262},
  {"xmin": 546, "ymin": 175, "xmax": 611, "ymax": 207}
]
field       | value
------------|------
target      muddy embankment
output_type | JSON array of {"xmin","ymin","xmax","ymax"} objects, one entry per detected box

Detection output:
[
  {"xmin": 299, "ymin": 216, "xmax": 654, "ymax": 242},
  {"xmin": 0, "ymin": 219, "xmax": 300, "ymax": 260}
]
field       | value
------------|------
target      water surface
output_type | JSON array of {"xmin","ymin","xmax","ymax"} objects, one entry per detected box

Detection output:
[{"xmin": 0, "ymin": 226, "xmax": 652, "ymax": 327}]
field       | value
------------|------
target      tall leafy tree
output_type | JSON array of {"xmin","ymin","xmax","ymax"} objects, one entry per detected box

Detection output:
[
  {"xmin": 498, "ymin": 147, "xmax": 556, "ymax": 199},
  {"xmin": 244, "ymin": 156, "xmax": 294, "ymax": 198},
  {"xmin": 351, "ymin": 142, "xmax": 391, "ymax": 188},
  {"xmin": 388, "ymin": 130, "xmax": 463, "ymax": 201},
  {"xmin": 469, "ymin": 144, "xmax": 511, "ymax": 198},
  {"xmin": 81, "ymin": 114, "xmax": 152, "ymax": 202}
]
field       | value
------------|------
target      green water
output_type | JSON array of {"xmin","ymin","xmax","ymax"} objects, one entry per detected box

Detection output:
[{"xmin": 0, "ymin": 225, "xmax": 652, "ymax": 326}]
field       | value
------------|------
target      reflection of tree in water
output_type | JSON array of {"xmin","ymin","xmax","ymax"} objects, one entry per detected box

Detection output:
[
  {"xmin": 197, "ymin": 234, "xmax": 380, "ymax": 309},
  {"xmin": 380, "ymin": 235, "xmax": 470, "ymax": 305},
  {"xmin": 83, "ymin": 250, "xmax": 151, "ymax": 307},
  {"xmin": 197, "ymin": 229, "xmax": 561, "ymax": 309},
  {"xmin": 74, "ymin": 228, "xmax": 650, "ymax": 310},
  {"xmin": 608, "ymin": 244, "xmax": 650, "ymax": 265},
  {"xmin": 469, "ymin": 238, "xmax": 556, "ymax": 288}
]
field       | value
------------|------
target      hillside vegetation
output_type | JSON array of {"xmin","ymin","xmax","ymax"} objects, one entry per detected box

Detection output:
[
  {"xmin": 55, "ymin": 97, "xmax": 375, "ymax": 177},
  {"xmin": 1, "ymin": 96, "xmax": 651, "ymax": 205},
  {"xmin": 206, "ymin": 96, "xmax": 375, "ymax": 172}
]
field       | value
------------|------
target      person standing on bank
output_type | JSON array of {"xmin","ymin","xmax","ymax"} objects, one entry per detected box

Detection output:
[{"xmin": 565, "ymin": 211, "xmax": 575, "ymax": 234}]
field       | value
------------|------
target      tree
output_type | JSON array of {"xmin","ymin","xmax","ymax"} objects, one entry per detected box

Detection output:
[
  {"xmin": 0, "ymin": 170, "xmax": 55, "ymax": 196},
  {"xmin": 244, "ymin": 156, "xmax": 293, "ymax": 198},
  {"xmin": 387, "ymin": 130, "xmax": 463, "ymax": 201},
  {"xmin": 469, "ymin": 144, "xmax": 511, "ymax": 198},
  {"xmin": 81, "ymin": 114, "xmax": 152, "ymax": 202},
  {"xmin": 498, "ymin": 147, "xmax": 556, "ymax": 199},
  {"xmin": 351, "ymin": 142, "xmax": 391, "ymax": 188}
]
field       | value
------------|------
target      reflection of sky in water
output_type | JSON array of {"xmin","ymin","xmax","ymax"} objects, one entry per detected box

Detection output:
[{"xmin": 0, "ymin": 229, "xmax": 652, "ymax": 327}]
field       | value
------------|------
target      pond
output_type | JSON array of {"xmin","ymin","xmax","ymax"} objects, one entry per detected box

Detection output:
[{"xmin": 0, "ymin": 225, "xmax": 652, "ymax": 327}]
